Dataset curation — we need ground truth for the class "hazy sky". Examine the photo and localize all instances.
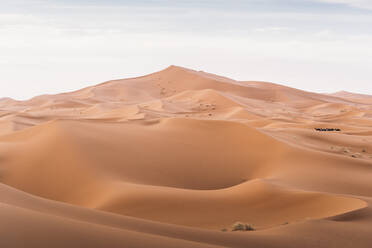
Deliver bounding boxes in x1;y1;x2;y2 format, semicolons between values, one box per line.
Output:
1;0;372;100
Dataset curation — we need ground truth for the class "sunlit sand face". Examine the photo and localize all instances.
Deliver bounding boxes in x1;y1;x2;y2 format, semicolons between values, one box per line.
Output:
0;66;371;248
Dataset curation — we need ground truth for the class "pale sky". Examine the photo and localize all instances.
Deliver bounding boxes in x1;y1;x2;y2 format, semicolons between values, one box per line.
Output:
1;0;372;100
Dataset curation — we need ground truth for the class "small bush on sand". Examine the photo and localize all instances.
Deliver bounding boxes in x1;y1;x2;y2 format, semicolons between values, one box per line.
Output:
343;148;350;153
232;222;255;231
351;153;361;158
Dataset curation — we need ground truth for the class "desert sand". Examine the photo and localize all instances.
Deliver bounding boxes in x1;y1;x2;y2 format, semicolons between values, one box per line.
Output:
0;65;371;247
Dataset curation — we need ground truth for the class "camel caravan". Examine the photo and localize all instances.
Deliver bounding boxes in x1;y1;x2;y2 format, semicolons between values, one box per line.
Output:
314;128;341;132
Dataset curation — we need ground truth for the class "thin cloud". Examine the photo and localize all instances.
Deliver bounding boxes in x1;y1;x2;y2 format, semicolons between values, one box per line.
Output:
315;0;372;10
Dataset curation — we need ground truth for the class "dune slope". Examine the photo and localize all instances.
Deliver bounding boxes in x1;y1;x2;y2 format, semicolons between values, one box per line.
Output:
0;66;371;247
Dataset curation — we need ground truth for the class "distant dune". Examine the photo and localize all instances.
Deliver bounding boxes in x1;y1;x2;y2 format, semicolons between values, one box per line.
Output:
0;66;371;248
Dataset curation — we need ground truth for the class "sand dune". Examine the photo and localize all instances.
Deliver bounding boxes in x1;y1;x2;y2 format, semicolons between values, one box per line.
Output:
0;66;371;247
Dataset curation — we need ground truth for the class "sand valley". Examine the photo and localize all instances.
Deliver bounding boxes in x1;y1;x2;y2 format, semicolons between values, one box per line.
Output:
0;66;371;248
